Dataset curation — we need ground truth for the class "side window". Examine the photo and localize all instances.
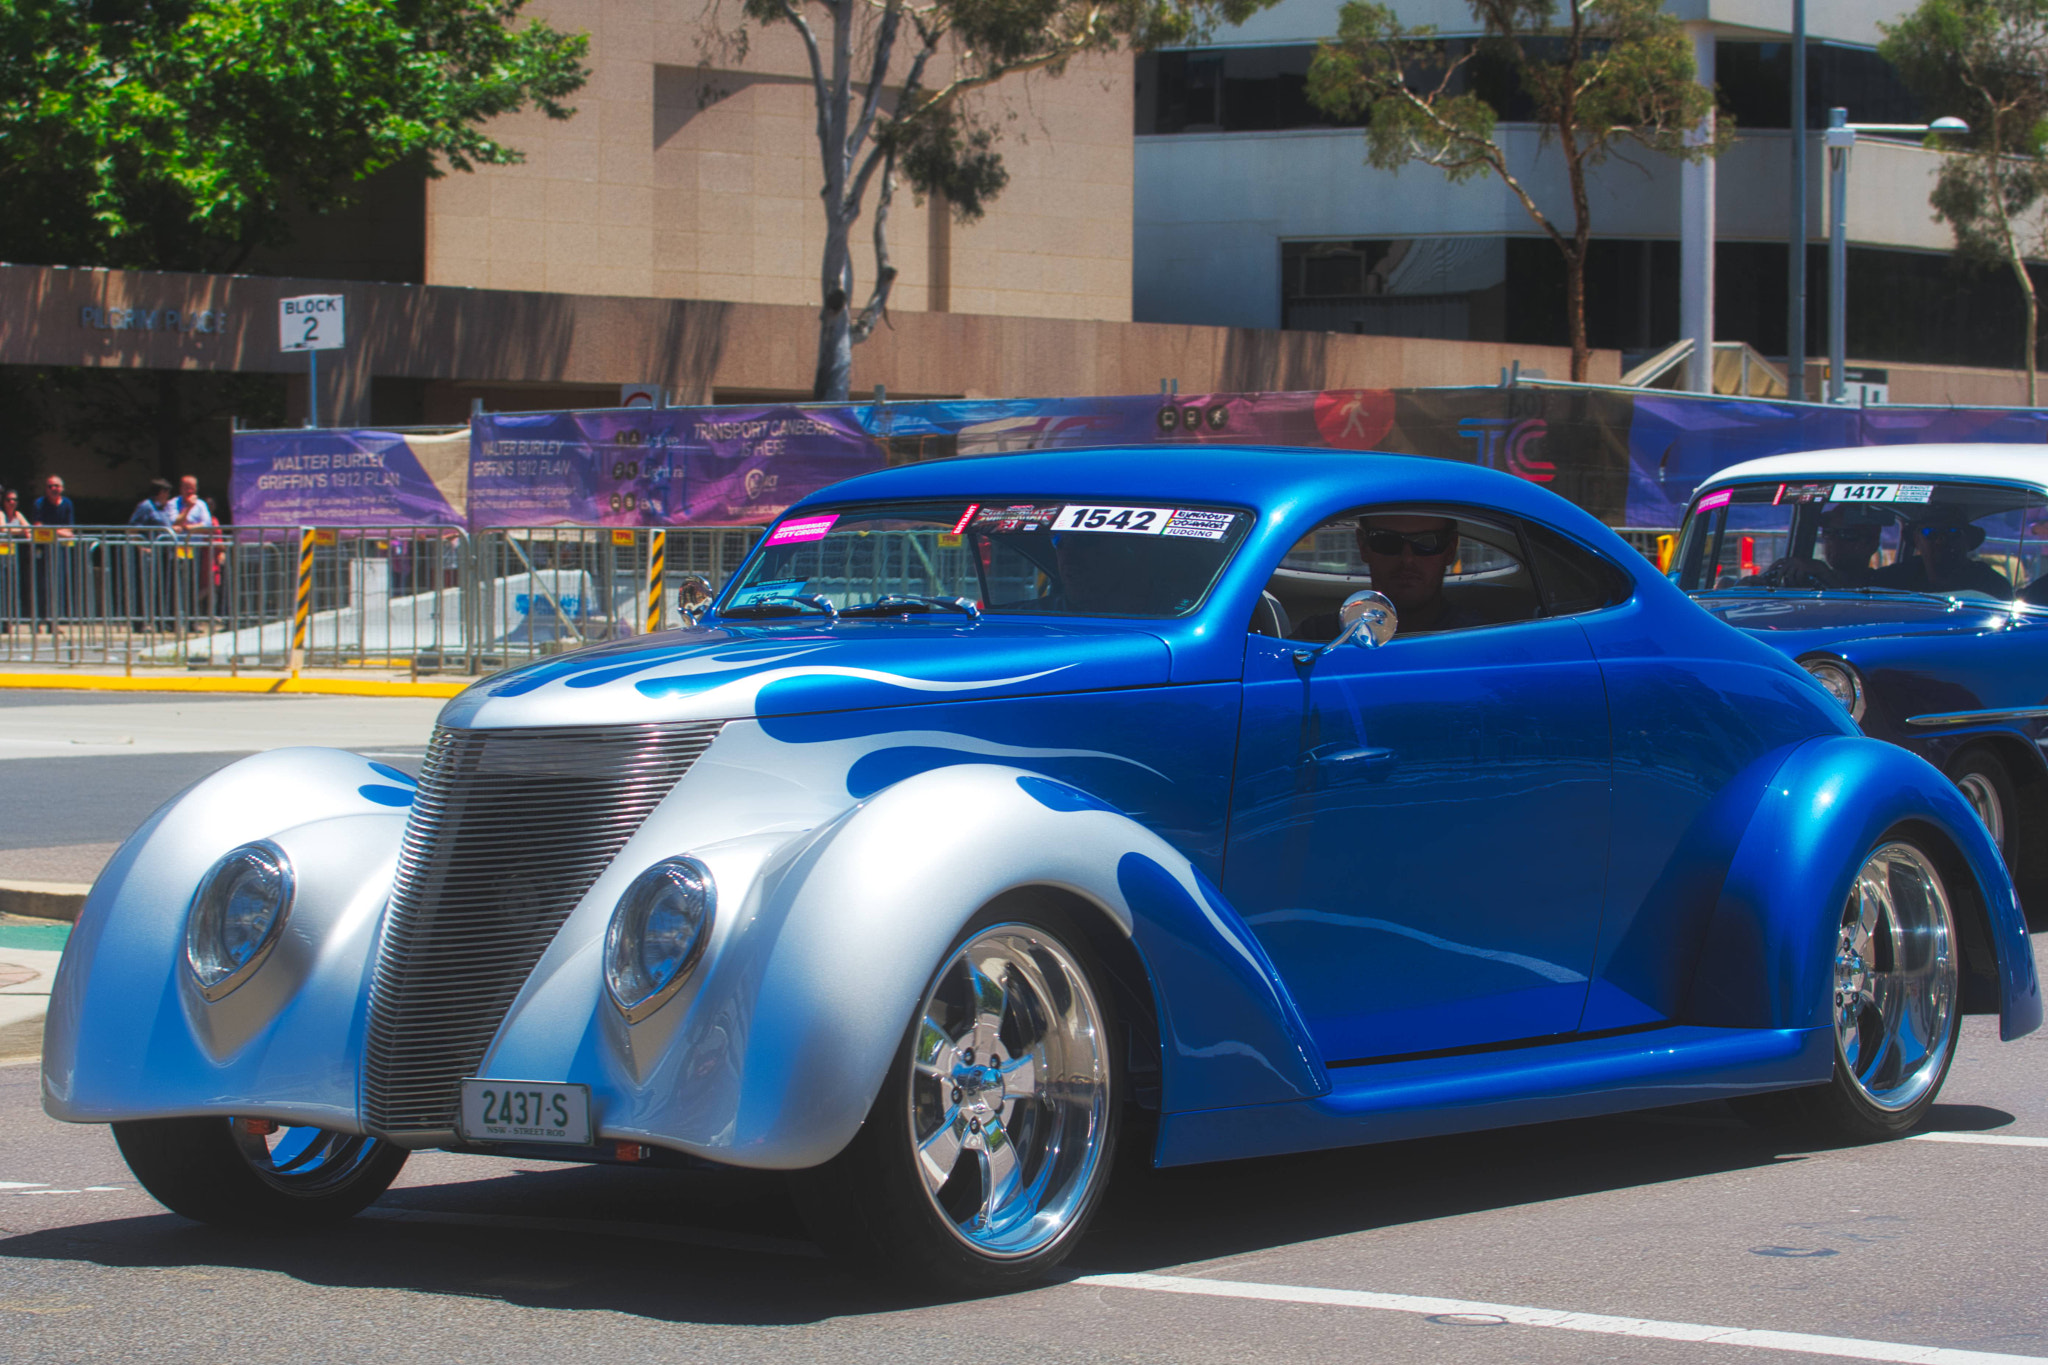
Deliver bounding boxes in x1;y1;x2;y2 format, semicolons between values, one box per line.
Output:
1261;507;1541;641
1522;521;1634;617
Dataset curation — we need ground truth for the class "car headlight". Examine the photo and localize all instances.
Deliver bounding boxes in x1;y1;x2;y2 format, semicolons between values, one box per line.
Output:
184;841;294;1001
604;858;715;1022
1800;655;1866;723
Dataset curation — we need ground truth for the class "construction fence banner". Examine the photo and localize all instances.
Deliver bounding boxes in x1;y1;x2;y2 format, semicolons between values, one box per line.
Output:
230;426;469;527
232;387;2048;532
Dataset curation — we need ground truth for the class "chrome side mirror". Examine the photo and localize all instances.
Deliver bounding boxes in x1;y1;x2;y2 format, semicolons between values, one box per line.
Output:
1293;590;1398;664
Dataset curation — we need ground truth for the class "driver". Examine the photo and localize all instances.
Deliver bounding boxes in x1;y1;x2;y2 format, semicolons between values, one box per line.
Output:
1289;514;1484;640
1815;505;1886;586
1871;516;2012;599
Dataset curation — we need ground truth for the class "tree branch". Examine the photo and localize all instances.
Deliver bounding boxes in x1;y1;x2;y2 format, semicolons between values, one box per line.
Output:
850;146;900;341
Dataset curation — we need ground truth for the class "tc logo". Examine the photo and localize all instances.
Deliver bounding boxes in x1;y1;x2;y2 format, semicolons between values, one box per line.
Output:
744;467;780;499
1457;417;1555;483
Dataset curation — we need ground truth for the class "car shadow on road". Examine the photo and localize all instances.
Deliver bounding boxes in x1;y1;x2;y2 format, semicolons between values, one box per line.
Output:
0;1098;2013;1322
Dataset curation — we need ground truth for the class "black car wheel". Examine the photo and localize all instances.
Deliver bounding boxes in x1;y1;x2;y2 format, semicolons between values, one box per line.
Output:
1948;749;2017;872
114;1117;408;1226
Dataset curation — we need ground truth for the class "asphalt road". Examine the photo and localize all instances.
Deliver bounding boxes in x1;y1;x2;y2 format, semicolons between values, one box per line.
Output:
5;690;2048;1363
0;691;436;882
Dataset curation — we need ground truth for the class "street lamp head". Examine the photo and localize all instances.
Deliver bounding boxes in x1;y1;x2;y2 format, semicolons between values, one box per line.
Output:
1930;116;1969;133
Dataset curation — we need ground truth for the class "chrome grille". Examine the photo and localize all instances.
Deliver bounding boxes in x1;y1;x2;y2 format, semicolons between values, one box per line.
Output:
362;721;723;1138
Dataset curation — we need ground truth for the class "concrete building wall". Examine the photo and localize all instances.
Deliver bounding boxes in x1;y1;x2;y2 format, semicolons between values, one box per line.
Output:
422;0;1132;323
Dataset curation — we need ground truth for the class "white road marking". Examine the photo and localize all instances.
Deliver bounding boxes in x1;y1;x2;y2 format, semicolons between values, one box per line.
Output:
1910;1132;2048;1149
1076;1272;2048;1365
0;1181;46;1189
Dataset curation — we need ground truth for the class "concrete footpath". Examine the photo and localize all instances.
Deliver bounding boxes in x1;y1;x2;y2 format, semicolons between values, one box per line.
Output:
0;916;68;1064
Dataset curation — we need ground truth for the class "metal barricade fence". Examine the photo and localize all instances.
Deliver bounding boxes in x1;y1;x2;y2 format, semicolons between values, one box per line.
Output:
465;526;762;671
1614;527;1681;572
0;525;473;674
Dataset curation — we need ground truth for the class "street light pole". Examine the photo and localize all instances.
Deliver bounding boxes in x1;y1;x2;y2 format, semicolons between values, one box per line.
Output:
1788;0;1807;401
1823;109;1969;403
1826;107;1851;403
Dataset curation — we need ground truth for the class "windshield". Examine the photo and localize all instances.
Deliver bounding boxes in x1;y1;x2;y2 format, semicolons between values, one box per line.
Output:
1676;479;2048;606
719;498;1252;619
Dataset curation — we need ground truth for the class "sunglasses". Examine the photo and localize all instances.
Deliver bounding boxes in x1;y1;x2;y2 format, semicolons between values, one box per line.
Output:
1363;529;1454;556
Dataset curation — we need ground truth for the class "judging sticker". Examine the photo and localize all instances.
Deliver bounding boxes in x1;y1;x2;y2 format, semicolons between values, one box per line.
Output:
1831;483;1934;505
764;514;838;546
1050;505;1179;534
1163;509;1236;540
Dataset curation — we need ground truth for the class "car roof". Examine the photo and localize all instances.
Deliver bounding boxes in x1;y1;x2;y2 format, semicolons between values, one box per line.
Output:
1699;444;2048;491
791;444;1565;518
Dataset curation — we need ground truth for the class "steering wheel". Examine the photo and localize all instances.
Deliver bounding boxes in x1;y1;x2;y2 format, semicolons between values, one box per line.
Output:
1751;557;1839;590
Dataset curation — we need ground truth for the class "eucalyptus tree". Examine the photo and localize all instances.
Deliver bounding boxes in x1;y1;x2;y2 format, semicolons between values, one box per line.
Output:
728;0;1273;400
1307;0;1725;381
1883;0;2048;403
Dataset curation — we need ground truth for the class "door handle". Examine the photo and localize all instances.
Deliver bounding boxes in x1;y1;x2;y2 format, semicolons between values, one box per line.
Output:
1307;743;1394;769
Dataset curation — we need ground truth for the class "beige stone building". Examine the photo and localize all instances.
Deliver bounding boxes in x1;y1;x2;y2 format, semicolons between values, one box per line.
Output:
419;0;1136;328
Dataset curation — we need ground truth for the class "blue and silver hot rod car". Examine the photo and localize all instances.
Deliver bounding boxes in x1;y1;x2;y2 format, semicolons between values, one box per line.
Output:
44;446;2040;1291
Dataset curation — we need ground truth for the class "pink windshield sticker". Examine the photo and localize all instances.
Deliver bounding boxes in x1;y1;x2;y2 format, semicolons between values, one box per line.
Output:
1695;489;1733;511
765;514;839;546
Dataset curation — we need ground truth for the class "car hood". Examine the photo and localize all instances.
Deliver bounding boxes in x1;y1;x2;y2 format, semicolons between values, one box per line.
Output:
1690;592;2029;655
438;619;1175;729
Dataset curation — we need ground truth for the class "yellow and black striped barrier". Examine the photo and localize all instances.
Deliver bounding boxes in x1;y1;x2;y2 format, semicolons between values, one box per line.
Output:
645;529;667;634
289;527;318;673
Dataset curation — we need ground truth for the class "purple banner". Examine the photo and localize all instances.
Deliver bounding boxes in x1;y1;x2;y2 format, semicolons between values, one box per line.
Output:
468;407;885;528
231;428;468;527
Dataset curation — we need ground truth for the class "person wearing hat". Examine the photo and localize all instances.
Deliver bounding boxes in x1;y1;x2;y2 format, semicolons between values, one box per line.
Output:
1815;504;1888;587
1873;515;2012;599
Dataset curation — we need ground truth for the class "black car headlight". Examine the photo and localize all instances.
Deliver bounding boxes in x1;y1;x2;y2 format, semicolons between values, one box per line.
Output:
1799;655;1866;723
604;858;715;1022
183;841;294;1000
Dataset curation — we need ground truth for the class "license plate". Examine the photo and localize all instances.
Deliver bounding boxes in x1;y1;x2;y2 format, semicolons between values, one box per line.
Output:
458;1080;591;1145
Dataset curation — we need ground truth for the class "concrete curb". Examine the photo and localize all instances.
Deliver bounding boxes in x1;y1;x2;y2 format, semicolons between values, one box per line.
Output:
0;881;90;922
0;672;467;699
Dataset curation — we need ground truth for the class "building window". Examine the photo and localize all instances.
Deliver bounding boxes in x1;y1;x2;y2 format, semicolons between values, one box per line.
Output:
1714;41;1923;131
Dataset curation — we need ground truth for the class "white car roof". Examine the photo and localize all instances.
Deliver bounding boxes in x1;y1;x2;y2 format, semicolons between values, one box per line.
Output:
1698;444;2048;493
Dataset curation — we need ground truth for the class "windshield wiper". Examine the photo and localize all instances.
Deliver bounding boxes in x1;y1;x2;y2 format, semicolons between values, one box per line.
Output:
838;594;983;620
712;593;839;620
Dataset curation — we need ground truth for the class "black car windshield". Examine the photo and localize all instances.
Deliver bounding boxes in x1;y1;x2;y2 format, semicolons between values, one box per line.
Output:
720;498;1253;619
1676;478;2048;606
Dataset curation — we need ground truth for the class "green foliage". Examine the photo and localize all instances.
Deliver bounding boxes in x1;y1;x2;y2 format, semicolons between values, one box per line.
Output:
0;0;589;272
1881;0;2048;268
1305;0;1722;379
1308;0;1720;186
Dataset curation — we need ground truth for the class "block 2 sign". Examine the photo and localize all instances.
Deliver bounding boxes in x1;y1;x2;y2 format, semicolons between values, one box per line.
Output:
279;294;345;428
279;294;345;352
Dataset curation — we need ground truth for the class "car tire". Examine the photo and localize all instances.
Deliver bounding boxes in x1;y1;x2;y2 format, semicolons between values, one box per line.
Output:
1948;749;2017;875
113;1117;408;1227
791;909;1122;1294
1737;836;1962;1143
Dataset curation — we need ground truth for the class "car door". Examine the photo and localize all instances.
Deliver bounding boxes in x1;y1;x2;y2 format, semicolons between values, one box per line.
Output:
1223;509;1618;1063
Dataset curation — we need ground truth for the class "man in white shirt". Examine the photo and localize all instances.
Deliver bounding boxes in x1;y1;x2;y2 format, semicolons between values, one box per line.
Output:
171;476;214;533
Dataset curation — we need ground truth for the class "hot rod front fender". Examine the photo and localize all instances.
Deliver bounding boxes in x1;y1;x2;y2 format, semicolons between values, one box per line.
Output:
499;761;1327;1170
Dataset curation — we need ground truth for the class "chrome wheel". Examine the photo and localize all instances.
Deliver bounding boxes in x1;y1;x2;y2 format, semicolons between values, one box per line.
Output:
231;1121;391;1198
907;924;1111;1260
1955;771;2007;854
1833;843;1958;1112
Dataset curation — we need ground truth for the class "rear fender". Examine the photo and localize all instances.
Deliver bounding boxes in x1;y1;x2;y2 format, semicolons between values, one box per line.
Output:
1687;736;2040;1041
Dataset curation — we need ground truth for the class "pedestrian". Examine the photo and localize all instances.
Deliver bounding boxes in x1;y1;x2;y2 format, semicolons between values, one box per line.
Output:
27;475;74;634
170;475;219;624
0;490;24;635
170;475;214;532
127;479;176;630
129;478;175;530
